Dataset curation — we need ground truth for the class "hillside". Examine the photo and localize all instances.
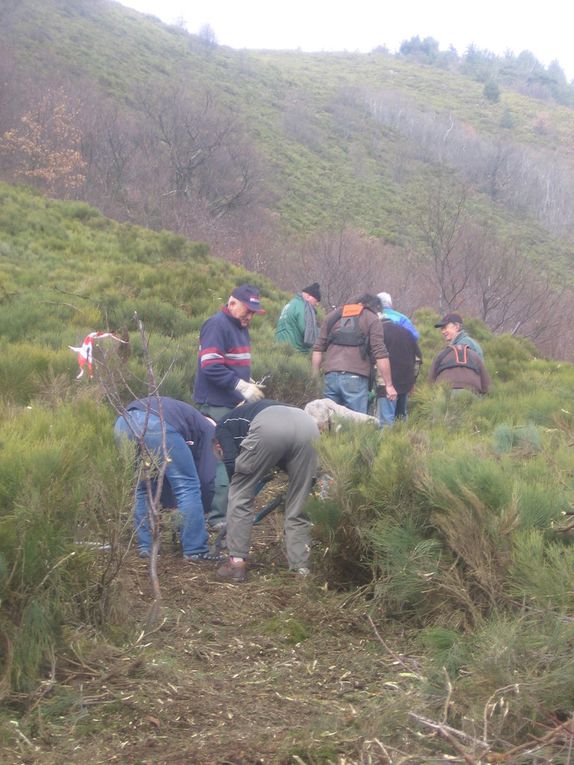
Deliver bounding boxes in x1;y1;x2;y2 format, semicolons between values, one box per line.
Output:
3;186;574;763
2;0;574;355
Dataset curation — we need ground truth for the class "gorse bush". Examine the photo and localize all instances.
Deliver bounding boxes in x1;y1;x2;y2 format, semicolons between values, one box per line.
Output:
0;398;134;692
306;327;574;749
4;182;574;756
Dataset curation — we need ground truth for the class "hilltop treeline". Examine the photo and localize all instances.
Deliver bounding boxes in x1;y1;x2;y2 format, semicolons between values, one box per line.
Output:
397;36;574;107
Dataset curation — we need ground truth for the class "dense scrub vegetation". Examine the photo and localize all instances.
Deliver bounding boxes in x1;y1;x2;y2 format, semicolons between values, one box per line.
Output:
2;187;574;761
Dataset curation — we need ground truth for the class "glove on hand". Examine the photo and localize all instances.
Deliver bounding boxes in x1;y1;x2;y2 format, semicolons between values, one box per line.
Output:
235;378;264;403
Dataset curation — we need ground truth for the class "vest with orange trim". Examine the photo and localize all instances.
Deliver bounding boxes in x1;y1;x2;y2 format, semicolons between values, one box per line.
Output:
434;344;481;376
325;304;369;359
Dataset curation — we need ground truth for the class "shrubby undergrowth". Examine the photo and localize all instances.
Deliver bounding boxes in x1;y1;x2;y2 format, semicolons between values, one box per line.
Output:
308;349;574;749
2;184;574;756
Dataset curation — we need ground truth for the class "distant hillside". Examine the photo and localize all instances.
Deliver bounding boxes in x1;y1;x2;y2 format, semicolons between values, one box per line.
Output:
2;0;574;355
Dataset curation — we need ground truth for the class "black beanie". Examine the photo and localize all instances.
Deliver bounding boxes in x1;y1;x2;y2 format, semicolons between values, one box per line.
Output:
302;282;321;302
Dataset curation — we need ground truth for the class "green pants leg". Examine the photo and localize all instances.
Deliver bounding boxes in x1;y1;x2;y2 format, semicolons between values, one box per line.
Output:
198;403;233;528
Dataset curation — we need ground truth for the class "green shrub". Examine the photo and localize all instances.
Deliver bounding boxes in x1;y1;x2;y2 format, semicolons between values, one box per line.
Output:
0;399;134;692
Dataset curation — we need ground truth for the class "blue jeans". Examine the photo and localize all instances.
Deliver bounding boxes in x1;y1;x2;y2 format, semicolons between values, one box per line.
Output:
324;371;369;413
114;411;209;556
377;393;408;428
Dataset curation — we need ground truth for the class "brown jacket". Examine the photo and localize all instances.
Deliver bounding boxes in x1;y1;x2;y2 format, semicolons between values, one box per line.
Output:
313;305;388;378
428;345;490;394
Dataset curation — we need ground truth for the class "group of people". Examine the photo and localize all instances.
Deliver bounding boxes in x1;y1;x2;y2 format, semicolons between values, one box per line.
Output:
277;285;489;418
115;282;489;583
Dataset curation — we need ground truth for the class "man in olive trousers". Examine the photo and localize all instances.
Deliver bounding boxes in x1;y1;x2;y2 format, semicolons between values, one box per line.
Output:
214;400;319;582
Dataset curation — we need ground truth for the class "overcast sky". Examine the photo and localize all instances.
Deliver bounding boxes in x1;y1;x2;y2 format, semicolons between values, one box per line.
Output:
116;0;573;81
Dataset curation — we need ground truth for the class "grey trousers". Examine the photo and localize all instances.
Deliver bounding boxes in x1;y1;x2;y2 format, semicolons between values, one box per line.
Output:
226;406;320;569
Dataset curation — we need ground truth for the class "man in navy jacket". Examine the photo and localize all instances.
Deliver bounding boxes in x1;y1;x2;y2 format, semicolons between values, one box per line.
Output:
193;284;266;527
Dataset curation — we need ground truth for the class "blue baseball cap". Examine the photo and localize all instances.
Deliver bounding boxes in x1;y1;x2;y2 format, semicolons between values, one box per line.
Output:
231;284;265;314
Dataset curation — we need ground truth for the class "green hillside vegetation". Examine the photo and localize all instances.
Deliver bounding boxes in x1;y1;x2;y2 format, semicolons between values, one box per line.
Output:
3;0;574;315
2;186;574;761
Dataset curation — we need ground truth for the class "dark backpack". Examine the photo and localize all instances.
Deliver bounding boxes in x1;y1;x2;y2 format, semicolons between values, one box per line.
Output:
434;344;480;376
325;304;369;359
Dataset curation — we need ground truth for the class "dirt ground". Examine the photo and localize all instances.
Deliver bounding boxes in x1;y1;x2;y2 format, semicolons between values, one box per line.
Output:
0;513;419;765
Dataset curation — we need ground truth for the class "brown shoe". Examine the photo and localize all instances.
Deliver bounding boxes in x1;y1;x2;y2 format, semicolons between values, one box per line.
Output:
217;558;247;583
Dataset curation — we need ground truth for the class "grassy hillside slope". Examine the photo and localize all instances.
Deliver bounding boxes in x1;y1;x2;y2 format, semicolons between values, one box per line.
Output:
3;0;574;279
2;186;574;761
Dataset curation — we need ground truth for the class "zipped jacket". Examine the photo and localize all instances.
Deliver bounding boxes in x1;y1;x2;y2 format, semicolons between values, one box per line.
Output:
193;308;252;407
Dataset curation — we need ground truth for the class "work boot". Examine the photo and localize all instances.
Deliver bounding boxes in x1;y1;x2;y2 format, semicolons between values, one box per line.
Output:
216;558;247;583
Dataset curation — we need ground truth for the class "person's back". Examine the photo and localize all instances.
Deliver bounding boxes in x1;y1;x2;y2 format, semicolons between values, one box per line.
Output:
312;295;396;413
428;344;490;394
276;283;321;353
376;320;422;425
381;320;421;395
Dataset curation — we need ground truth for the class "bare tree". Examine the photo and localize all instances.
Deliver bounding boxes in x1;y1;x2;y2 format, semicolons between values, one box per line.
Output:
98;315;171;628
79;97;140;217
414;173;474;312
472;249;562;338
273;226;386;307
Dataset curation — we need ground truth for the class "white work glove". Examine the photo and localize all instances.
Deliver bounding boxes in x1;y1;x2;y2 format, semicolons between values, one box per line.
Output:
235;378;265;403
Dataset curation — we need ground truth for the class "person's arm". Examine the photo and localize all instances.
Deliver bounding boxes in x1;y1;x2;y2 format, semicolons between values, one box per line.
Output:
214;421;240;479
479;360;491;394
311;350;323;377
428;354;439;382
375;357;397;400
192;427;217;514
368;314;397;400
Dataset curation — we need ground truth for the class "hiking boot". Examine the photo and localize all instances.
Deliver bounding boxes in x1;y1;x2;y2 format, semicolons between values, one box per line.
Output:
216;558;247;583
183;551;224;563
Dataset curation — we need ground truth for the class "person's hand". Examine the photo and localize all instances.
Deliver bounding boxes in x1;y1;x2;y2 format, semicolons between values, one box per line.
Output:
385;383;398;401
235;378;265;403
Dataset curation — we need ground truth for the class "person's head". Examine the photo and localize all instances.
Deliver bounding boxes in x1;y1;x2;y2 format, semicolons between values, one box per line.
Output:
354;293;380;313
377;292;393;309
434;312;463;343
301;282;321;307
304;399;335;432
227;284;265;327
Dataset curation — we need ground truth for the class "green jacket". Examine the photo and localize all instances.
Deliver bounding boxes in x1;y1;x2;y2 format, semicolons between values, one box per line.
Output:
275;294;317;353
453;329;483;359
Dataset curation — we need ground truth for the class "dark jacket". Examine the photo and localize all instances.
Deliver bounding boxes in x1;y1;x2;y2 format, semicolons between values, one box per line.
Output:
193;308;252;408
125;396;217;511
381;318;422;394
215;400;285;478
